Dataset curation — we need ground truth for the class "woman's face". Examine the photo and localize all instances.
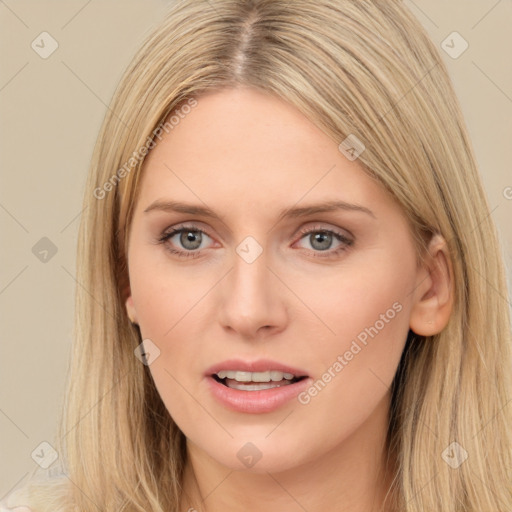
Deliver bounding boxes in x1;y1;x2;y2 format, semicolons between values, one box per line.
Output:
125;87;426;473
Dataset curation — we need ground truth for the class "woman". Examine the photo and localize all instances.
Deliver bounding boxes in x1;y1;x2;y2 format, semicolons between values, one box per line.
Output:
3;1;511;510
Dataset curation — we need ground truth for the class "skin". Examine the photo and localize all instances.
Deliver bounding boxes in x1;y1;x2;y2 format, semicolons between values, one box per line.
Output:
125;87;454;512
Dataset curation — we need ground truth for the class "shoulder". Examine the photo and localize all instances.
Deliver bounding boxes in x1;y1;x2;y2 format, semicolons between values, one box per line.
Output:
0;467;72;512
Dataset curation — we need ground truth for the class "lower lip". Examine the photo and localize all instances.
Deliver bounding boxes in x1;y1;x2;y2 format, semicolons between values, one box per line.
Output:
206;375;311;414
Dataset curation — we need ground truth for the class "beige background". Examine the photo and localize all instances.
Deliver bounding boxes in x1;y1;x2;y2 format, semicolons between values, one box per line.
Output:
1;0;511;498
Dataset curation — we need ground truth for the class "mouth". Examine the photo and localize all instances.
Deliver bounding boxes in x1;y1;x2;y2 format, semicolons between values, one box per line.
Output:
212;370;308;391
205;359;311;413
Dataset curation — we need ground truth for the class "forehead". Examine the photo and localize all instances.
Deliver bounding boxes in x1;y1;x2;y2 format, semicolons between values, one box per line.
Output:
136;88;394;218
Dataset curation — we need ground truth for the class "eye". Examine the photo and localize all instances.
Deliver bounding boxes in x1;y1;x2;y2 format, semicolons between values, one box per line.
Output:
157;225;215;258
156;223;353;260
294;225;353;257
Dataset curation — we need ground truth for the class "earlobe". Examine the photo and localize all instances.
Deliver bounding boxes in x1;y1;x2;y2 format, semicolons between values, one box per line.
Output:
409;234;454;336
125;295;138;325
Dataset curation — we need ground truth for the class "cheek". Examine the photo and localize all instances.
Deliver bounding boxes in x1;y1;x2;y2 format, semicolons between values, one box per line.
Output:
294;249;414;435
129;245;211;338
128;249;216;418
294;245;413;347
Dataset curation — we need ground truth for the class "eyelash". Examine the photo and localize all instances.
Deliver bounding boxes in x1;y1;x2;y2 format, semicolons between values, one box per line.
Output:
156;224;354;260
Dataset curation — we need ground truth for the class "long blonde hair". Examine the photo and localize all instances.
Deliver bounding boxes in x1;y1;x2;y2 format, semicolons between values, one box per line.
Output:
9;1;512;510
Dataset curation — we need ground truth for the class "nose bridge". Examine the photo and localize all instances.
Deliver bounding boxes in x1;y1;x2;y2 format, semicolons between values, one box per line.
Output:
218;239;287;336
232;246;269;300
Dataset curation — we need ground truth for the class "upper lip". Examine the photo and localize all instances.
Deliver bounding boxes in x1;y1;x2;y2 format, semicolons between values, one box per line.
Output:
205;359;309;377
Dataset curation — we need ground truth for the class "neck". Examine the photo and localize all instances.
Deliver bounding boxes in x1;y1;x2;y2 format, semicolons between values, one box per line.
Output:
180;393;398;512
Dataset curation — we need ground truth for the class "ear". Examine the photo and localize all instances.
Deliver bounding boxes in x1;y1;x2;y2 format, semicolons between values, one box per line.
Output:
409;233;454;336
125;293;138;325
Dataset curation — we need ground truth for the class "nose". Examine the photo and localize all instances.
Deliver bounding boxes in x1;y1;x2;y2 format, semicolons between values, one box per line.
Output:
217;245;288;339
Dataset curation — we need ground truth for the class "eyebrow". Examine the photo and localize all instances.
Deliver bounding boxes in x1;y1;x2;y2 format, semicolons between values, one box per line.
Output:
144;199;376;220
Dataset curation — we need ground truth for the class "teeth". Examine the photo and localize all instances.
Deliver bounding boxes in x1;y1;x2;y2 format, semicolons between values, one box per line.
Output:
226;381;290;391
215;370;297;382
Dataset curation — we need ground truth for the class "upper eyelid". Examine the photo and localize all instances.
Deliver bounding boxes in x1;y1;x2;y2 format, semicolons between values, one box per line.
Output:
297;223;352;238
163;223;214;239
162;222;349;236
157;208;358;239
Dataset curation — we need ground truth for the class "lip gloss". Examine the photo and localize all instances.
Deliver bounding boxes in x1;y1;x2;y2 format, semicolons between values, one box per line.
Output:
206;375;312;414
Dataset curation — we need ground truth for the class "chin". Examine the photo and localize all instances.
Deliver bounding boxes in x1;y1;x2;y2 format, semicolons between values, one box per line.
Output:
191;432;317;474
